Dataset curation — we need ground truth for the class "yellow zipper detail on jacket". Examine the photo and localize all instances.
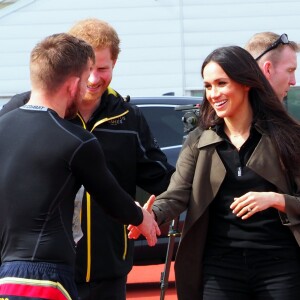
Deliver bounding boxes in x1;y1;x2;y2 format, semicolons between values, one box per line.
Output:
123;225;127;260
76;113;87;130
85;192;91;282
76;109;131;281
90;111;129;132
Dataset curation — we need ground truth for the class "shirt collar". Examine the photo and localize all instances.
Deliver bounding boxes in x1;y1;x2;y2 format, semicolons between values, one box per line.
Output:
197;121;264;149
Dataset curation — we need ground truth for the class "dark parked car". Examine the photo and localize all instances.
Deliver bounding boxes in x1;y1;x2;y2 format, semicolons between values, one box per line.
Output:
128;96;202;265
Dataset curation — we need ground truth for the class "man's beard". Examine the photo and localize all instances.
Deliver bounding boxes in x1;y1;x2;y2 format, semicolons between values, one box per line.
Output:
65;88;81;120
83;89;102;103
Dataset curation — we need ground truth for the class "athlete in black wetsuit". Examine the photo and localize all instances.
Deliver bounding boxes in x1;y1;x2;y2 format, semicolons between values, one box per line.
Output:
0;105;143;264
0;105;145;299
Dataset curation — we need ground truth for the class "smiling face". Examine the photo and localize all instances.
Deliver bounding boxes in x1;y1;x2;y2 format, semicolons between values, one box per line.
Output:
203;61;251;122
83;47;116;104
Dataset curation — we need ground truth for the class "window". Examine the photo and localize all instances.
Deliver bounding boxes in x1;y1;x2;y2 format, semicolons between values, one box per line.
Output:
138;105;185;148
190;90;204;97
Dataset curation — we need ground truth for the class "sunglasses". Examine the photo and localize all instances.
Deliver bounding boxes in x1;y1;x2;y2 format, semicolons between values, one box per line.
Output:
255;33;289;61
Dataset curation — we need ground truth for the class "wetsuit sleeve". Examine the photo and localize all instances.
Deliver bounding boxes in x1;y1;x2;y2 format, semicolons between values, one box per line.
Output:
71;138;143;226
133;105;175;194
0;91;31;116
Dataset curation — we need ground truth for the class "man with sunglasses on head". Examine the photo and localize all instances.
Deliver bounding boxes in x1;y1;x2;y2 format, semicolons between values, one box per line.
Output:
245;32;299;102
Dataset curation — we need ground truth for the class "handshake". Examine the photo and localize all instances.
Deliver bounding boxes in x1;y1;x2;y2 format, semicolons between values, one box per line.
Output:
128;195;160;247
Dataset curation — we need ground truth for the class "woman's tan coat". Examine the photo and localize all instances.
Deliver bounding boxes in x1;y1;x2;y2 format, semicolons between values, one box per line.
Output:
153;126;300;300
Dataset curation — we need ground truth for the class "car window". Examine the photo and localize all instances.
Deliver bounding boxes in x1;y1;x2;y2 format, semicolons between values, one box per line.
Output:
138;105;185;148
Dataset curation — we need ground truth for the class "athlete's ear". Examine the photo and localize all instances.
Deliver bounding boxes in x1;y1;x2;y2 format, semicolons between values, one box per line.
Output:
67;76;80;98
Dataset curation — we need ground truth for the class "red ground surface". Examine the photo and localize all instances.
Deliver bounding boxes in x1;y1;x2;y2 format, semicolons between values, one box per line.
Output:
126;262;177;299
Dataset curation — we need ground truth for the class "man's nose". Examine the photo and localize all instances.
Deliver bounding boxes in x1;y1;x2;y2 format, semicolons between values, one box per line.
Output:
290;73;296;86
88;71;100;84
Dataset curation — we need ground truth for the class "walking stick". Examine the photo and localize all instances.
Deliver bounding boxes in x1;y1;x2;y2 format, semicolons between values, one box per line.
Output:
160;216;181;300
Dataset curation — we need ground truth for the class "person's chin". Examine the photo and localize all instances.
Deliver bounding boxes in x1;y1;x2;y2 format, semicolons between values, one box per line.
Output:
84;91;102;103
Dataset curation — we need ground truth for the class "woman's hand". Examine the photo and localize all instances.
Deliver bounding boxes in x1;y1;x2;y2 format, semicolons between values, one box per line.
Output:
230;191;285;220
128;195;160;243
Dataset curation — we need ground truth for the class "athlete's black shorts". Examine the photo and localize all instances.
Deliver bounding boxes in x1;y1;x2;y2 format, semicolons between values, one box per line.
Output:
0;261;78;300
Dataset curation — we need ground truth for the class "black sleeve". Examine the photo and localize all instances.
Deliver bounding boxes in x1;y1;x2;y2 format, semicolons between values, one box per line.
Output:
72;138;143;226
133;105;175;194
0;91;31;117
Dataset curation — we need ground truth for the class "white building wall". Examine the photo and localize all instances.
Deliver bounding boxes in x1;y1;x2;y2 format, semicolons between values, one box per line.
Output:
0;0;299;99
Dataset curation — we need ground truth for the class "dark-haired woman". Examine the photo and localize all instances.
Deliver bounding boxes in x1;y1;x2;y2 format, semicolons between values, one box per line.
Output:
140;46;300;299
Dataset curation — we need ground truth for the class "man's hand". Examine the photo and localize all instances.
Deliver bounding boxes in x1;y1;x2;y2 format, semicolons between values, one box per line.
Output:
128;195;160;245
